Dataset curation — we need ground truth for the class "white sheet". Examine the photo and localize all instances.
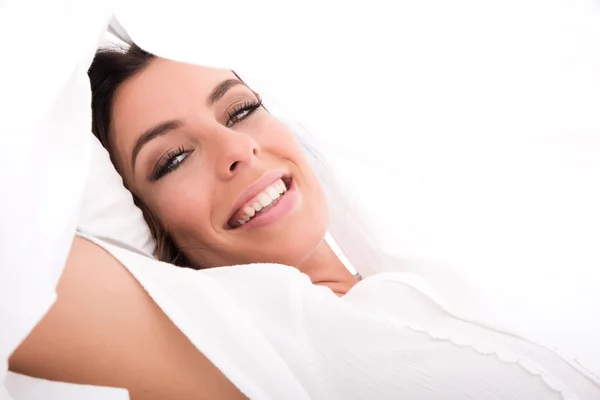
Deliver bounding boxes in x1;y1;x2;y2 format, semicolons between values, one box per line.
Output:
2;0;600;398
75;236;600;399
0;3;113;399
4;372;128;400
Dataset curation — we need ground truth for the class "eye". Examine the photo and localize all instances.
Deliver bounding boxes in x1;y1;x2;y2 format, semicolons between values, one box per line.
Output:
170;153;187;168
150;146;191;181
229;108;251;124
226;98;262;128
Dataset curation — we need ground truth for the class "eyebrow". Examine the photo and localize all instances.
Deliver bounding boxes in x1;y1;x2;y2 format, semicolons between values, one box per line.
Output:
131;120;183;172
207;78;245;106
131;78;245;172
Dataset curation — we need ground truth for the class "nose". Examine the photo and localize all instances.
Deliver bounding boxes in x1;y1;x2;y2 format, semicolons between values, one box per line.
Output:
212;128;261;180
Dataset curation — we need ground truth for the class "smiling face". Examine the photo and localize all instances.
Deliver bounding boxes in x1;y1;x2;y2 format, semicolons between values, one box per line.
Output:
108;57;328;268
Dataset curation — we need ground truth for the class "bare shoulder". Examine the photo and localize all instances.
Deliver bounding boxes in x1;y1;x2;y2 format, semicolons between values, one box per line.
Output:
9;236;246;400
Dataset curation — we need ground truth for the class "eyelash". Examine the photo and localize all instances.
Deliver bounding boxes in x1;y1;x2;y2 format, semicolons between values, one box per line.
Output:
226;97;263;127
149;97;263;181
150;146;189;181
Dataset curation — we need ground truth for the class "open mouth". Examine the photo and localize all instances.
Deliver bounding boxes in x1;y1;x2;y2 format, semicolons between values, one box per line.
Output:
227;177;292;229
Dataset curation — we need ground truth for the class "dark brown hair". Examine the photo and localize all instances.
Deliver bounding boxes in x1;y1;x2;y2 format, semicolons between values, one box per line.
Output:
88;43;190;267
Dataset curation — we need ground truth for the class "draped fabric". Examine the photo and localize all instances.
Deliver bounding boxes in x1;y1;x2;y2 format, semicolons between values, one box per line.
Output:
1;0;599;398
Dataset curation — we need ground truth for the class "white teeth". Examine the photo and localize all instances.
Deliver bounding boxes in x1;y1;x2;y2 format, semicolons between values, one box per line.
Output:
279;180;288;193
257;193;273;207
242;206;255;218
275;180;285;194
266;186;280;200
233;179;290;227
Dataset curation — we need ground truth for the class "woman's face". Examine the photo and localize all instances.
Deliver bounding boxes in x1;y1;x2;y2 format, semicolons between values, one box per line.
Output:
109;57;328;268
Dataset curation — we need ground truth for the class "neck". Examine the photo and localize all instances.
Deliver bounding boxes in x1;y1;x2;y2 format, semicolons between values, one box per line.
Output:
298;240;358;296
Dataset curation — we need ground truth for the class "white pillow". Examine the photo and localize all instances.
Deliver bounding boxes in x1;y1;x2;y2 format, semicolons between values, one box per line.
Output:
76;136;154;257
74;30;155;258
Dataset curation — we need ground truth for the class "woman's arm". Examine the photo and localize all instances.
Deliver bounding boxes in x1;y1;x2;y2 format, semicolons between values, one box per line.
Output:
9;237;246;400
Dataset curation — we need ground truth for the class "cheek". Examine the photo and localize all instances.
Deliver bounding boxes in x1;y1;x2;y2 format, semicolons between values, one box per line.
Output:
255;118;305;160
256;119;325;204
268;127;329;232
148;181;214;239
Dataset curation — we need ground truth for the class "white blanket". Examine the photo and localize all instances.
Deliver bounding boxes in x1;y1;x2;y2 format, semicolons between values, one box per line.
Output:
2;0;600;398
62;237;600;399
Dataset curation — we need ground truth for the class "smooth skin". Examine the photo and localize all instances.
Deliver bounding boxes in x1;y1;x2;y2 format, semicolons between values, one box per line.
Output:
108;58;356;293
9;237;247;400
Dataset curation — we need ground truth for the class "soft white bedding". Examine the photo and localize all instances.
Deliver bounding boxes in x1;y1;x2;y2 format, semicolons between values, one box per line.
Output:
2;0;600;398
72;236;600;400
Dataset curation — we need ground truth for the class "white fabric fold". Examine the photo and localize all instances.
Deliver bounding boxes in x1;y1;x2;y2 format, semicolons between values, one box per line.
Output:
2;0;600;398
78;235;312;400
4;372;128;400
80;237;600;399
0;2;113;398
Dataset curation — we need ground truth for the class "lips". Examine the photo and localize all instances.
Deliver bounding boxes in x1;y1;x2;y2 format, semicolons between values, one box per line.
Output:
226;172;291;229
228;178;289;228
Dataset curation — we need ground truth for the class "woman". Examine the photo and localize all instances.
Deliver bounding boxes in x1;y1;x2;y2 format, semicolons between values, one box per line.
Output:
10;43;600;400
89;44;358;296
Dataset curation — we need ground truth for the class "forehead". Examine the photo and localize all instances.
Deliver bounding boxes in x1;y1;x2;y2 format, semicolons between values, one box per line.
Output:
112;58;236;128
